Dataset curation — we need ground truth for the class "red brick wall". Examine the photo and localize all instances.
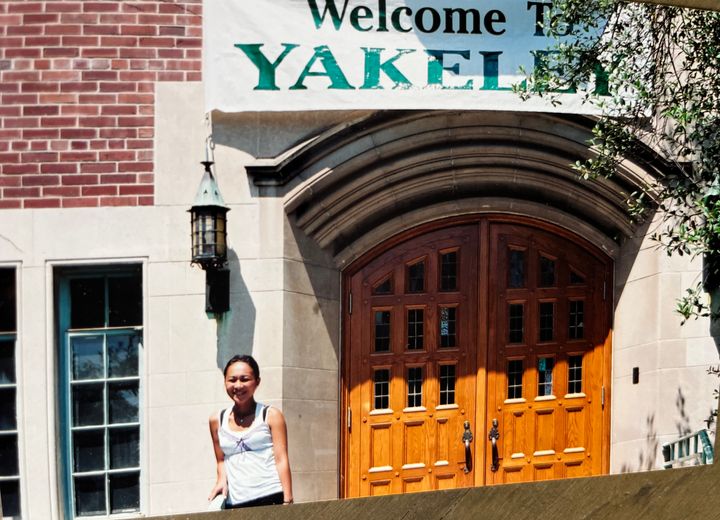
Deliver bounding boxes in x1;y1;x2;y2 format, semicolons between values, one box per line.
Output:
0;1;202;209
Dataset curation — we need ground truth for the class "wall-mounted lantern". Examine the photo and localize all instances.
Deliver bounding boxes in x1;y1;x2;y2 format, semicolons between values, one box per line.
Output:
190;161;230;314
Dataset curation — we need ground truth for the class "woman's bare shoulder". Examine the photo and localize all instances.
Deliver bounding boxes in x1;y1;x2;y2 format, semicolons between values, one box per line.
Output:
209;409;223;425
266;405;286;424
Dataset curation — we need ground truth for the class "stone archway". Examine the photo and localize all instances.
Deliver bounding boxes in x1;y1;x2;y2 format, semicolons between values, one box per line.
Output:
246;110;661;265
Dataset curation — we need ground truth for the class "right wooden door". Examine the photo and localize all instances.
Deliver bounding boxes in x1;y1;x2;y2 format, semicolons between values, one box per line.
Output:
486;222;611;484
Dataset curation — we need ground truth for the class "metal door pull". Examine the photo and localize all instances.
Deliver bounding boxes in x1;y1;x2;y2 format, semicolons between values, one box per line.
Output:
489;418;500;472
462;421;473;473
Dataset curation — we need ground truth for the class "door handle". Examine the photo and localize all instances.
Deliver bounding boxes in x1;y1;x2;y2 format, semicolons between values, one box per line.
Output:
462;421;473;473
489;418;500;472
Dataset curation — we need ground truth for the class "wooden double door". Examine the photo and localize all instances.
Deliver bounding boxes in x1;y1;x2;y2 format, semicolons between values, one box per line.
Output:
343;218;612;497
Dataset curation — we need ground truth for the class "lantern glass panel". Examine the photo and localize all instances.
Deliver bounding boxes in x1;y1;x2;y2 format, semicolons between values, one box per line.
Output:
202;214;216;256
214;213;227;257
191;208;227;265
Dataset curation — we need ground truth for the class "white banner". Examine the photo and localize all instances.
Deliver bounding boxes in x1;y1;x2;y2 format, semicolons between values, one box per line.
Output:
204;0;604;113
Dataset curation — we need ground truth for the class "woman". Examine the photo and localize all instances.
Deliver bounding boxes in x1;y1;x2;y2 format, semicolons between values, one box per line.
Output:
208;355;294;508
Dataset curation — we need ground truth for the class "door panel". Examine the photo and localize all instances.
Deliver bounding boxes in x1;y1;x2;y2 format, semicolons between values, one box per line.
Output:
344;218;611;497
486;223;608;484
347;225;478;497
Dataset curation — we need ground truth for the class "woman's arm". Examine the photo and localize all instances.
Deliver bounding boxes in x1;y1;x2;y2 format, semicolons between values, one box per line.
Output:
207;413;228;501
268;407;294;504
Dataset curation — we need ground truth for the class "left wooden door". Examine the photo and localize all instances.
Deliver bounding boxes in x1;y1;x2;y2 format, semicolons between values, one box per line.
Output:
345;225;479;497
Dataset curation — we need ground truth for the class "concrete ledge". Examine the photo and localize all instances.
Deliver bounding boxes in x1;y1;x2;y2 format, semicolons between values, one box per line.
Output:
151;463;720;520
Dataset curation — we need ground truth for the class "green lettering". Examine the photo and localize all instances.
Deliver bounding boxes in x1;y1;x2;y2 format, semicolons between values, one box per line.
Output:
478;51;511;90
391;6;412;32
593;63;609;96
290;45;355;90
531;50;576;93
378;0;388;31
350;5;373;31
234;43;299;90
415;7;441;33
426;50;473;90
443;8;481;34
306;0;350;30
527;1;552;36
361;48;414;89
485;10;506;35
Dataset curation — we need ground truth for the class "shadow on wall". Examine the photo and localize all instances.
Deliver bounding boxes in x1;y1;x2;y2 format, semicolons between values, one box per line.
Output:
215;248;256;370
675;387;693;438
620;413;659;473
612;218;652;311
621;388;704;473
287;215;340;363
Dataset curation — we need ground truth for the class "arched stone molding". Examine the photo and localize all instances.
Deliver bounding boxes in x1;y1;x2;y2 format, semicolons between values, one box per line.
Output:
333;198;620;268
246;110;664;265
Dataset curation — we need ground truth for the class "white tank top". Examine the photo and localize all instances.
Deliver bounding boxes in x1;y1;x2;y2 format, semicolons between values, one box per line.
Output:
219;403;283;506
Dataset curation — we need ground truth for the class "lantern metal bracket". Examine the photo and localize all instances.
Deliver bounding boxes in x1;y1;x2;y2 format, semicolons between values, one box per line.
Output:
205;267;230;314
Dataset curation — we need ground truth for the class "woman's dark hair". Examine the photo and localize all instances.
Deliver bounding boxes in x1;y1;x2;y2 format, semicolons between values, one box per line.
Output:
224;354;260;379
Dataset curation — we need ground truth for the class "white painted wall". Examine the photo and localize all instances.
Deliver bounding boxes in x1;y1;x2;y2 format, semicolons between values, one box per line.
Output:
611;218;718;473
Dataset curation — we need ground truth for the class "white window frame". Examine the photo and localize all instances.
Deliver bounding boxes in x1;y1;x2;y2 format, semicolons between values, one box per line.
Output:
55;265;145;519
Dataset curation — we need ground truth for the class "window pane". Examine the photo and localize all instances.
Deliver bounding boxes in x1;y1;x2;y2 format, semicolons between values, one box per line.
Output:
569;300;585;339
108;274;142;327
508;304;524;343
568;355;583;393
440;251;458;291
0;480;20;518
0;268;16;332
539;302;555;342
407;261;425;293
0;434;19;476
108;382;139;424
538;357;555;396
0;339;15;384
509;250;525;288
439;306;457;348
439;365;456;405
507;360;523;399
374;311;391;352
407;309;424;350
73;429;105;473
74;475;106;517
570;270;586;285
71;278;105;329
110;427;140;469
407;367;423;407
0;387;17;430
539;256;556;287
73;383;105;426
107;334;140;378
373;369;390;410
72;335;104;380
109;472;140;513
372;277;392;295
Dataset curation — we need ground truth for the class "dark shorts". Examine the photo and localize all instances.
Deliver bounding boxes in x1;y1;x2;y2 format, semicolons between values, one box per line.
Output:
226;491;284;509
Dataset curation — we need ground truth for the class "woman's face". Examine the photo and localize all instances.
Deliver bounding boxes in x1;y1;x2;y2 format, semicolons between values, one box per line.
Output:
224;361;260;407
